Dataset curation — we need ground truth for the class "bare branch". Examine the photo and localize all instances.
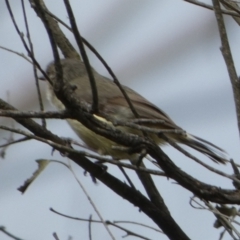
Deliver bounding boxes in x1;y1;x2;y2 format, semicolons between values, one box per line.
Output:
106;221;152;240
212;0;240;137
21;0;46;127
29;0;78;58
63;0;99;114
220;0;240;25
50;208;162;240
5;0;48;80
67;161;116;240
0;98;191;239
0;45;32;63
184;0;240;17
0;226;25;240
1;92;240;204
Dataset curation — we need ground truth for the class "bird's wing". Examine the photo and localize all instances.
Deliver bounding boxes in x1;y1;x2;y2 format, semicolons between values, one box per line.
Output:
100;89;181;130
71;73;181;130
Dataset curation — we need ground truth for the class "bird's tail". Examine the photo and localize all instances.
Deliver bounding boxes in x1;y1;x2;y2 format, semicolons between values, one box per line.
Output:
182;134;228;164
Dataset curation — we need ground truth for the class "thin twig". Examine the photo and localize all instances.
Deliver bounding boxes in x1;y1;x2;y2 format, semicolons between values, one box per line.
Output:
189;196;207;211
212;0;240;137
0;137;31;149
0;102;191;239
118;165;137;189
52;232;60;240
0;46;32;63
190;197;240;232
88;215;92;240
0;99;239;207
50;208;160;239
162;134;240;185
0;226;24;240
0;127;14;158
113;221;163;233
50;208;103;222
106;221;152;240
43;8;140;121
0;110;181;135
21;0;46;128
220;0;240;14
37;1;162;211
67;160;116;240
0;109;182;135
0;124;165;176
32;0;62;87
0;109;70;119
97;158;166;176
204;200;240;239
220;0;240;26
184;0;240;17
63;0;98;113
30;0;78;58
5;0;49;80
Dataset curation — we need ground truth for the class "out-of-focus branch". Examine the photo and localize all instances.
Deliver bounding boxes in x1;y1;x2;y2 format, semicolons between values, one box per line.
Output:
4;1;239;239
1;91;240;205
220;0;240;25
0;97;190;240
63;0;99;113
29;0;79;59
31;0;172;230
212;0;240;138
21;0;46;128
5;0;48;81
184;0;240;17
0;226;24;240
27;2;189;238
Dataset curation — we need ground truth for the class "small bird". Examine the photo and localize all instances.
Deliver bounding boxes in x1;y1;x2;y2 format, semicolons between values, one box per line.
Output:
44;58;227;164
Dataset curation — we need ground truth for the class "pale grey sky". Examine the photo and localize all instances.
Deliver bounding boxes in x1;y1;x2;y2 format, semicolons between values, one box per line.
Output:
0;1;239;239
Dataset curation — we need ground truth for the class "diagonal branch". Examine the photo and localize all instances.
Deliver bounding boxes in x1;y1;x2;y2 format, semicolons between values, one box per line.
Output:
63;0;99;114
33;0;170;224
29;0;78;59
21;0;46;128
212;0;240;138
0;98;190;240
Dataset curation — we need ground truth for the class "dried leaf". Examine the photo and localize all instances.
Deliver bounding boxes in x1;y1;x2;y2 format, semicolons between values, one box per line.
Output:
18;159;50;194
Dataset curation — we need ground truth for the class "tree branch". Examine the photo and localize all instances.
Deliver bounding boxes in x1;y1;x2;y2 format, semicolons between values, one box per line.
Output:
212;0;240;137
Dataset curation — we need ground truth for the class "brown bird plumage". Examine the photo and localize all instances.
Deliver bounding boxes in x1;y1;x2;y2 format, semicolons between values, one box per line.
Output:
45;59;228;164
